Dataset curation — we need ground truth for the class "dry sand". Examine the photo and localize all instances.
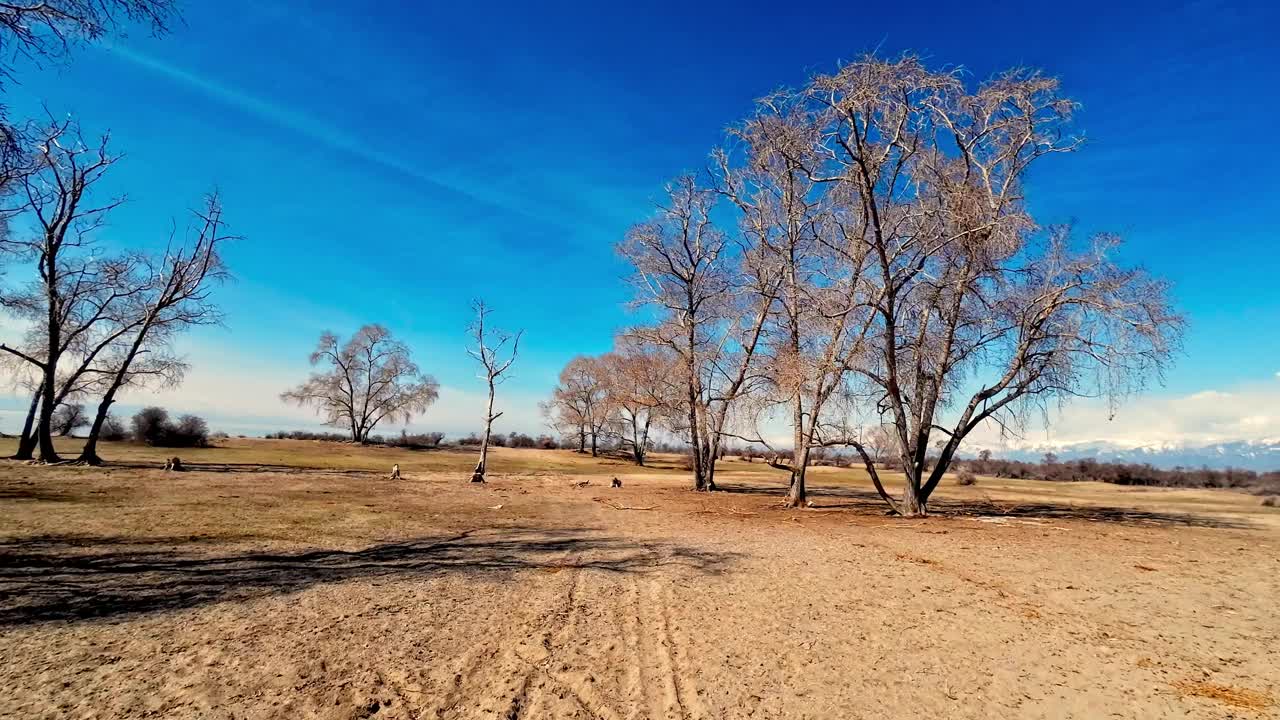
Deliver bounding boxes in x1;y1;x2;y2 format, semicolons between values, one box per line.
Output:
1;441;1277;719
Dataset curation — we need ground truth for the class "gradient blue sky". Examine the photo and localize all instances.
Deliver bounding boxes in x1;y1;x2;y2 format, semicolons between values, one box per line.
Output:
2;0;1278;446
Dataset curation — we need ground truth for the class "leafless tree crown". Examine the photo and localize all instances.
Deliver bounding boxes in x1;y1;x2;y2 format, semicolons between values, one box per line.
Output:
281;324;439;444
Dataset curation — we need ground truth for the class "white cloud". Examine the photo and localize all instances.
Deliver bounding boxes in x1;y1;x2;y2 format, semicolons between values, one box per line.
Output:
967;380;1280;450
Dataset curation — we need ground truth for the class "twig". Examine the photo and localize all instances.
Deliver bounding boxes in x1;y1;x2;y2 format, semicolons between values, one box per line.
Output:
593;497;656;511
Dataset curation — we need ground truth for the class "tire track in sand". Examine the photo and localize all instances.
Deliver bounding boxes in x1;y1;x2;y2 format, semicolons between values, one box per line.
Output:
623;563;708;720
434;545;624;719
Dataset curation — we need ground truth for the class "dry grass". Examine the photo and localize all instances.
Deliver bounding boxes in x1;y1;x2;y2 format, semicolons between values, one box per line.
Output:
1171;679;1274;711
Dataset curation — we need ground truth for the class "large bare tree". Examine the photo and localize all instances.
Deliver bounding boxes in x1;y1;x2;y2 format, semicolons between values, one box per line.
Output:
78;195;231;464
619;177;779;491
770;56;1184;515
0;117;147;461
281;324;439;444
466;299;521;483
712;94;883;507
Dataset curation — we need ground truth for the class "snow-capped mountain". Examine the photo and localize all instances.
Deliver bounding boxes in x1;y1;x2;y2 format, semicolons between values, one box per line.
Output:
977;439;1280;472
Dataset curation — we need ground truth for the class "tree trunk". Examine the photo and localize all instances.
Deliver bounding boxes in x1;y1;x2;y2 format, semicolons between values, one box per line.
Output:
577;427;585;453
900;469;925;517
783;399;809;508
590;432;597;457
36;369;60;462
784;446;810;508
12;388;40;460
471;379;496;483
79;406;109;465
80;384;124;465
702;435;720;492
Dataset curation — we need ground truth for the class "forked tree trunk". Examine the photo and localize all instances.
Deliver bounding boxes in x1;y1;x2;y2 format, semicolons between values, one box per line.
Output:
900;470;925;517
629;417;647;466
701;436;720;492
784;446;811;508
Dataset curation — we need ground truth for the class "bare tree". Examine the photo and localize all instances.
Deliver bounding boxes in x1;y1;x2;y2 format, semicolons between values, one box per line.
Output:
540;392;587;452
78;195;231;464
0;117;140;461
281;324;439;444
601;345;676;466
619;177;778;491
50;401;87;436
712;94;883;507
466;300;521;483
773;56;1185;516
548;355;610;456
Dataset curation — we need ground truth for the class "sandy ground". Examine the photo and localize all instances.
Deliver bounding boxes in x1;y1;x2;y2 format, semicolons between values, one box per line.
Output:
0;440;1277;719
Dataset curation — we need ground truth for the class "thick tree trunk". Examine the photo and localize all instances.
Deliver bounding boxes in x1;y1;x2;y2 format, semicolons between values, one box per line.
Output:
79;412;107;465
577;428;585;453
590;432;597;457
80;386;123;465
783;400;809;507
12;388;40;460
900;470;926;517
784;446;810;508
702;436;719;492
36;370;60;462
630;422;646;466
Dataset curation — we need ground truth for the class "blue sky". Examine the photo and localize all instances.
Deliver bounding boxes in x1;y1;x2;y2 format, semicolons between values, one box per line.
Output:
2;0;1278;446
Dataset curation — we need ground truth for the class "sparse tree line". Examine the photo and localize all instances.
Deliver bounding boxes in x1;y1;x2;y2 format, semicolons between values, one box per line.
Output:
570;53;1184;515
541;344;677;466
0;1;234;465
963;450;1280;494
280;300;522;483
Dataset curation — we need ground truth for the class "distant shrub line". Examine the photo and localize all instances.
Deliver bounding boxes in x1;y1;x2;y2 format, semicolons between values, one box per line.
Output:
262;430;559;450
130;407;210;448
733;447;1280;494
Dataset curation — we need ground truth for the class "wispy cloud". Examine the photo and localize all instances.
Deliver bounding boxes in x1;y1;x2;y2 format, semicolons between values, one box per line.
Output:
106;45;621;247
968;380;1280;449
108;46;554;231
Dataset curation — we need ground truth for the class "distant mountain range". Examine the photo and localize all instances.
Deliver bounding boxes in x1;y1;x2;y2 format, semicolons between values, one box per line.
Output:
982;440;1280;472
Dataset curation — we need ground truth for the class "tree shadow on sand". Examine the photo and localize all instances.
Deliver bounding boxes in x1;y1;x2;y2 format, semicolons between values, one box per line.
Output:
714;482;1254;529
0;528;737;626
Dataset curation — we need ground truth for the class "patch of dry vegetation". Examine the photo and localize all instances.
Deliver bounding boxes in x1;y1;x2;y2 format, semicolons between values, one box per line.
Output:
1171;679;1274;711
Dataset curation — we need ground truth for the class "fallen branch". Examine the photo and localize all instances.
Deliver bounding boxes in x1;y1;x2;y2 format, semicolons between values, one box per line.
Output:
593;497;656;511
